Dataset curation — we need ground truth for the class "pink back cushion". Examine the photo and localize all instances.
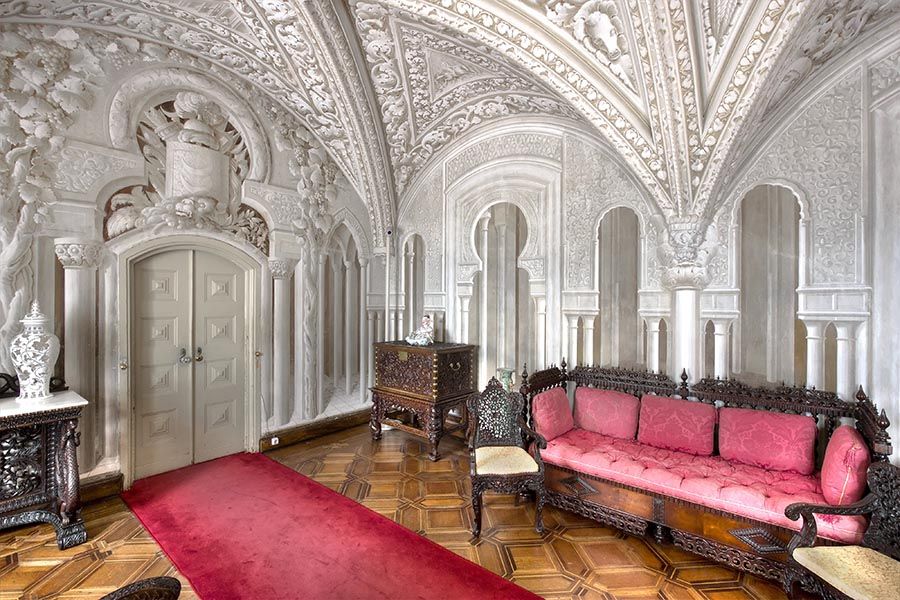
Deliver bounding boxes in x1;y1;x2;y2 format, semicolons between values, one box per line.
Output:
574;388;640;440
531;387;573;442
821;426;871;505
718;408;817;475
637;395;717;456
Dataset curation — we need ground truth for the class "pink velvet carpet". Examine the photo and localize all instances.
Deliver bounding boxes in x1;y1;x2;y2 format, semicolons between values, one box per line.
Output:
122;453;539;600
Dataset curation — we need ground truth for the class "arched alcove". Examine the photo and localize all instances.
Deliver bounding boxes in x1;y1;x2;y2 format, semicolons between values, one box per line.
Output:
738;184;804;385
824;322;838;393
403;234;426;336
593;207;640;367
703;320;715;378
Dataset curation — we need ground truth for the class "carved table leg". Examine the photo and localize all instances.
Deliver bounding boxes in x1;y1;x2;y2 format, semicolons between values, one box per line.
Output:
370;396;382;440
471;481;484;537
427;405;443;461
56;419;87;549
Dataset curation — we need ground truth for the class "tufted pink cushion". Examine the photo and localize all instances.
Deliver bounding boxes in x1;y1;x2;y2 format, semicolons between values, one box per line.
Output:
718;408;817;475
637;395;717;456
542;429;866;544
531;387;573;442
821;426;871;505
574;387;640;440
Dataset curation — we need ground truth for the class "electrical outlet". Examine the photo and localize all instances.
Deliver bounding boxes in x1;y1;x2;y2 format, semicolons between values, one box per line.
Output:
270;436;280;446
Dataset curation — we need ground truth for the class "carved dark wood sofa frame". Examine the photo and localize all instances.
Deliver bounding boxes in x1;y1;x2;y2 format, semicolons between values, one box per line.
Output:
519;361;894;587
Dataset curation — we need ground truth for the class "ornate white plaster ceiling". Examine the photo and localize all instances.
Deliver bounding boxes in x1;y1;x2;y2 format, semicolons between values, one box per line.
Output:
2;0;896;237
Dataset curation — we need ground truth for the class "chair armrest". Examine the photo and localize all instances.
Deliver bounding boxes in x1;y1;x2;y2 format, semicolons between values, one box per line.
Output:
517;416;547;449
784;494;877;553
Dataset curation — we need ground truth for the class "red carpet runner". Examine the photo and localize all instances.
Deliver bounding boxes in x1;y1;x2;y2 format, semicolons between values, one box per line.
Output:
122;453;540;600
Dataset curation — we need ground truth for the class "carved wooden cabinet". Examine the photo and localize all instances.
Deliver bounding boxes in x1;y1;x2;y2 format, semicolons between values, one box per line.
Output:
0;377;88;549
370;342;478;461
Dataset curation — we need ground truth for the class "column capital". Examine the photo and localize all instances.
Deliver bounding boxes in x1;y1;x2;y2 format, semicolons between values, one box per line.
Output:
268;257;297;279
833;321;860;340
645;318;661;333
54;238;103;269
358;257;370;268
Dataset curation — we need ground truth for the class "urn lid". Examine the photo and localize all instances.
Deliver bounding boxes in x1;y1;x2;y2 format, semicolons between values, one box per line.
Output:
21;301;49;327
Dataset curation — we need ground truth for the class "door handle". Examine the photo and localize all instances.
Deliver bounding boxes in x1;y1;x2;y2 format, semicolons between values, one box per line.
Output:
178;348;192;364
194;347;204;362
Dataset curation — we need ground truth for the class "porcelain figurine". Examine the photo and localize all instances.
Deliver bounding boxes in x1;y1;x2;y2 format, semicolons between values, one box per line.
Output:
405;315;434;346
9;301;60;401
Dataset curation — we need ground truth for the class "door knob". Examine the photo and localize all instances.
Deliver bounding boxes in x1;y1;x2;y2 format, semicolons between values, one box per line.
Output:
178;348;192;364
194;347;204;362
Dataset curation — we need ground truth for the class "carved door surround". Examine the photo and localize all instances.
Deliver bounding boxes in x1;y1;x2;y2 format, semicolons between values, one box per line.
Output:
109;233;265;487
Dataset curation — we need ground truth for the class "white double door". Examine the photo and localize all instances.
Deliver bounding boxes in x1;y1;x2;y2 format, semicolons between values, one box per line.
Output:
133;249;247;479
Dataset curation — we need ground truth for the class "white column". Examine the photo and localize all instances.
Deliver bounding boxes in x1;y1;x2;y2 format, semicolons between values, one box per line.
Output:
583;315;596;366
269;258;296;425
358;259;369;404
712;319;730;380
367;309;377;393
406;247;416;334
317;254;326;414
567;314;579;366
646;319;660;373
835;321;858;401
332;259;344;385
535;296;547;368
292;260;303;421
497;221;507;368
478;215;491;386
804;319;825;389
673;288;700;382
459;294;472;343
55;239;103;471
344;260;354;396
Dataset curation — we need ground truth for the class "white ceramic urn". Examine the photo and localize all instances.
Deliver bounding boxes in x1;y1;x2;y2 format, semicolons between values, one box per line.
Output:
9;301;60;401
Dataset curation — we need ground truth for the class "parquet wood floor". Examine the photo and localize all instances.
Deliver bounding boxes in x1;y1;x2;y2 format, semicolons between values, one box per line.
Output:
1;424;809;599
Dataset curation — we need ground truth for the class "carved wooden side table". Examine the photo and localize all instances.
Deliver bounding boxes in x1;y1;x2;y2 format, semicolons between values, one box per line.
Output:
0;385;88;549
370;342;478;461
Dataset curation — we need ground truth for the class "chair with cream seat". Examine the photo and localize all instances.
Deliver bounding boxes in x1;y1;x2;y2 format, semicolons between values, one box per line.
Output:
784;462;900;600
467;377;546;537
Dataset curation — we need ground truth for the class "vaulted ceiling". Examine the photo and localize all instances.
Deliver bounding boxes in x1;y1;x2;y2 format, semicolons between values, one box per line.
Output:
3;0;898;243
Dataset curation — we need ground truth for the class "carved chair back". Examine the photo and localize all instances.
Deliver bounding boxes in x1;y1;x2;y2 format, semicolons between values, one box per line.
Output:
861;462;900;560
468;377;525;449
684;375;893;465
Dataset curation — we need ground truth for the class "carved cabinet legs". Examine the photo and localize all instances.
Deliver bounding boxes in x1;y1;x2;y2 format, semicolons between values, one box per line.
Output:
426;406;443;462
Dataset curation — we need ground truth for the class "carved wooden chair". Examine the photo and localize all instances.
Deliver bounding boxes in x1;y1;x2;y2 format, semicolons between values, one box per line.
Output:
100;576;181;600
784;462;900;600
467;377;546;537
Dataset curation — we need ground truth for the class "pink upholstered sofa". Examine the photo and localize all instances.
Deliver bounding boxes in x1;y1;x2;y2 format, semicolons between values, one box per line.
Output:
521;362;893;586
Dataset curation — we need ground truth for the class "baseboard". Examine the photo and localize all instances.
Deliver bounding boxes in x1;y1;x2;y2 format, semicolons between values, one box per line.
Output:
260;408;370;452
80;472;124;503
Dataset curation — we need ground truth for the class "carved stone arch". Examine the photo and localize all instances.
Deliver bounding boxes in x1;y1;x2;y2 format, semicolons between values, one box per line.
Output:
107;66;271;183
327;208;372;260
593;203;649;240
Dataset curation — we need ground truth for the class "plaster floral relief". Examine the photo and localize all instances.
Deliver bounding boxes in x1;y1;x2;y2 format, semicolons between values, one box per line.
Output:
446;133;562;186
52;143;142;195
730;70;863;286
399;168;444;293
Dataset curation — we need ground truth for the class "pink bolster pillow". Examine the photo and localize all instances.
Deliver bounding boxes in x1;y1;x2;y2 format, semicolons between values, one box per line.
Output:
574;387;640;440
637;395;717;456
718;408;817;475
821;425;870;505
531;387;573;442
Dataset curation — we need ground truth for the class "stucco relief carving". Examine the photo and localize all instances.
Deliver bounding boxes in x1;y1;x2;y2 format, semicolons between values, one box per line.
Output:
699;0;746;69
730;71;862;286
54;240;104;269
870;48;900;101
656;216;720;290
446;133;562;186
244;181;299;230
53;143;141;194
400;168;444;293
563;135;650;290
0;24;111;371
706;205;731;288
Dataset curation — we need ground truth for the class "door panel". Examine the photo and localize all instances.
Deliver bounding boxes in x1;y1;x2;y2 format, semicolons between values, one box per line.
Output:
192;250;246;463
133;250;193;479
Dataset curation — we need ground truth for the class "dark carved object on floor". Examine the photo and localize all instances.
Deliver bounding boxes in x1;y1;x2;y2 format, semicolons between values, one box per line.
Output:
783;462;900;600
0;373;87;549
468;377;545;537
100;576;182;600
370;342;477;461
520;363;894;589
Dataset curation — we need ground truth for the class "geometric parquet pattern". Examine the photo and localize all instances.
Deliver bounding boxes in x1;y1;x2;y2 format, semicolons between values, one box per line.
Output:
1;424;810;599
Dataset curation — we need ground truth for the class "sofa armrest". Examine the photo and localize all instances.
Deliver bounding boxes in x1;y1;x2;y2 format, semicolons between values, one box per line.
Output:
784;494;877;554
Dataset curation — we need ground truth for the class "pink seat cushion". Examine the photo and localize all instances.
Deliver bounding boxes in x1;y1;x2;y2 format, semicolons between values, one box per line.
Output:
574;388;640;440
637;395;717;456
531;387;573;442
543;429;866;544
821;426;871;505
718;408;817;475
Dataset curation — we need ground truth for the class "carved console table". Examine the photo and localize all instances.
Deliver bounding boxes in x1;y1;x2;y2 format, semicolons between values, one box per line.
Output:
0;380;88;549
370;342;478;461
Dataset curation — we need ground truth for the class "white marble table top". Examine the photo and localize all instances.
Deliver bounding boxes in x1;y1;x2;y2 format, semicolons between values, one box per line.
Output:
0;390;88;419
